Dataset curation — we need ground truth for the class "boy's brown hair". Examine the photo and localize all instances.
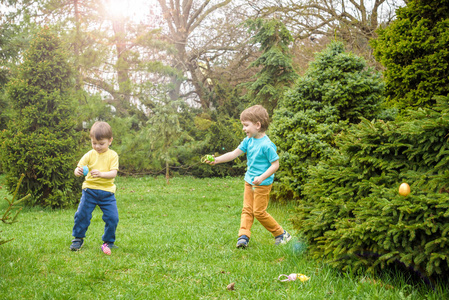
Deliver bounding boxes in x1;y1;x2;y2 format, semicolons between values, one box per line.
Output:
240;105;270;132
90;121;113;140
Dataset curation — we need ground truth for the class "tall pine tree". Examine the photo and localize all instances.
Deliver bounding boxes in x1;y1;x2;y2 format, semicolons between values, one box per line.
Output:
0;27;82;208
244;18;298;115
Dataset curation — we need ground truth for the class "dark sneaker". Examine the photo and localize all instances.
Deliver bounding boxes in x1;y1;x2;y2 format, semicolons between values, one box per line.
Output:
275;230;292;246
70;238;84;251
236;235;249;248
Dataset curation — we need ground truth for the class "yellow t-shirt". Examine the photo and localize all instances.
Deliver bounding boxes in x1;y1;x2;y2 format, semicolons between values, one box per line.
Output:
77;149;119;193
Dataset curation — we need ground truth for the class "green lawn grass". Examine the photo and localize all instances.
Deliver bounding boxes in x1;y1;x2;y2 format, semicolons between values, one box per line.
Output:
0;175;445;299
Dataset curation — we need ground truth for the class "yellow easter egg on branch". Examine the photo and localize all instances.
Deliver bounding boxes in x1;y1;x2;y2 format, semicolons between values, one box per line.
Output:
399;183;410;196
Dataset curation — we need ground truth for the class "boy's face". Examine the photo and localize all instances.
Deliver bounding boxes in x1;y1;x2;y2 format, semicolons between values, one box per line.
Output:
241;120;261;138
91;137;113;154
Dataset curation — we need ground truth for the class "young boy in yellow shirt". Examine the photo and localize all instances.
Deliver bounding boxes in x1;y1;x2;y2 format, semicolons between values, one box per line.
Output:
70;121;119;255
207;105;291;248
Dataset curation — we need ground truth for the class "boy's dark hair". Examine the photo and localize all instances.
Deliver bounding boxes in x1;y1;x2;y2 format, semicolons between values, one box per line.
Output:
90;121;113;140
240;105;270;132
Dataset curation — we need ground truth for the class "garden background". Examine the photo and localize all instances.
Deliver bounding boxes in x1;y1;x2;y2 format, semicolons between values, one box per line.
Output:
1;0;449;298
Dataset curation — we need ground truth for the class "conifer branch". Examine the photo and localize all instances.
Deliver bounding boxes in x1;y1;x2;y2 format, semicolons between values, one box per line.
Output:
0;174;30;246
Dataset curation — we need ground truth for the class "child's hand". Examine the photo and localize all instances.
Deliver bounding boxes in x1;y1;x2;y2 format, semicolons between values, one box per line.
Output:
205;158;216;165
203;155;216;165
252;176;262;186
74;167;83;177
90;169;102;178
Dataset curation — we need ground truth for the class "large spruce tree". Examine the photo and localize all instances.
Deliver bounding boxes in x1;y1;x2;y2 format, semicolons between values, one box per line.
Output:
270;41;384;202
0;27;81;208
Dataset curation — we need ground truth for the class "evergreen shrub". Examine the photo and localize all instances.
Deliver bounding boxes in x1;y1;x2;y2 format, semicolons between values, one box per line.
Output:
0;27;82;208
271;41;384;202
294;96;449;278
371;0;449;109
178;114;246;178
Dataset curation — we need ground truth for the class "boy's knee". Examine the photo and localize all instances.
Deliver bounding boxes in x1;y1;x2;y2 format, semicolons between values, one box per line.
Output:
103;213;119;225
110;216;119;226
254;210;267;219
242;206;252;214
74;209;89;221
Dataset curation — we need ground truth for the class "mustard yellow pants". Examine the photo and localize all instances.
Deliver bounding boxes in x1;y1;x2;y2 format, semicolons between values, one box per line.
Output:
238;182;284;238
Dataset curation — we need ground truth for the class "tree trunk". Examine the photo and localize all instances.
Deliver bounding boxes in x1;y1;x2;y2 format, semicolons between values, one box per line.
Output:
112;17;131;117
165;159;170;185
74;0;81;90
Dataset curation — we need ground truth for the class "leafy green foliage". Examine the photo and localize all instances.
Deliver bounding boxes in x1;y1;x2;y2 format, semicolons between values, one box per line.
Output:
0;13;35;132
271;41;384;202
211;82;249;120
159;109;245;179
294;96;449;278
244;18;298;114
0;92;10;133
0;27;82;208
184;114;246;178
371;0;449;109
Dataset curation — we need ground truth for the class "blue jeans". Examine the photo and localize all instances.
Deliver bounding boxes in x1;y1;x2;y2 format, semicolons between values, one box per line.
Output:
72;188;119;243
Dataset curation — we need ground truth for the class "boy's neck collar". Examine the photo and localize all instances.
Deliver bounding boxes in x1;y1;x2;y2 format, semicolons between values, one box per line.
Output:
253;132;266;139
94;148;110;154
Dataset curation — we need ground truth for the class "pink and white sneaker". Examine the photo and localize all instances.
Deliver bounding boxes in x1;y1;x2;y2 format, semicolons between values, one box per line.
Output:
101;243;111;255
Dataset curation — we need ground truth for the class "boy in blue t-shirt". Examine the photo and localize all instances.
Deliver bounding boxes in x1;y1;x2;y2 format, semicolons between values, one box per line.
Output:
206;105;291;248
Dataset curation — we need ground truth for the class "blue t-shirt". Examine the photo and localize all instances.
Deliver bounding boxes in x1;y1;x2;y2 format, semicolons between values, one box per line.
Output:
238;135;279;186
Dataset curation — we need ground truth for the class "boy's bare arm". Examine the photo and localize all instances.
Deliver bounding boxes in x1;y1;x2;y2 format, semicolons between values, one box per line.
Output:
90;169;118;179
212;148;244;165
253;160;279;186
